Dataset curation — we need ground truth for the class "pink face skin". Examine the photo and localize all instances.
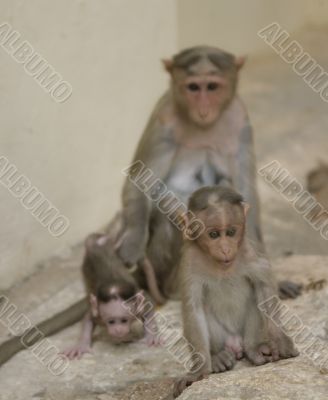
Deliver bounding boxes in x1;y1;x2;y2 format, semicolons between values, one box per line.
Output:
195;205;246;269
98;300;135;341
199;223;244;268
180;74;230;127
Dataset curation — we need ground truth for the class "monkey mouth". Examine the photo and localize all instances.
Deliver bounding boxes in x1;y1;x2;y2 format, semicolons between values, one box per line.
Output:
220;259;234;267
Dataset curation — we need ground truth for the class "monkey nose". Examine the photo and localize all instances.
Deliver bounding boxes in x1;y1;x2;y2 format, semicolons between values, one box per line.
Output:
199;111;209;119
221;251;232;261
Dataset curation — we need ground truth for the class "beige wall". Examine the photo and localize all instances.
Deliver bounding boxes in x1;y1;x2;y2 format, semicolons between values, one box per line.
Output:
177;0;328;54
0;0;177;289
0;0;327;290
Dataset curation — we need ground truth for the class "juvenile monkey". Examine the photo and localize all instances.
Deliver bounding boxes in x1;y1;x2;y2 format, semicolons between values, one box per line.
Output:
117;46;300;299
0;229;162;366
174;186;298;397
62;232;160;360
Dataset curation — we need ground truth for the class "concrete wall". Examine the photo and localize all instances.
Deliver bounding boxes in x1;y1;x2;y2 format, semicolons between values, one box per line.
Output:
0;0;177;289
177;0;328;54
0;0;327;290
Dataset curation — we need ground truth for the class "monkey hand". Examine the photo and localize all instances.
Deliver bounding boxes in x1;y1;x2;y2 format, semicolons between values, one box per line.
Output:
60;343;92;360
173;372;207;398
145;331;162;347
117;229;146;265
211;349;236;373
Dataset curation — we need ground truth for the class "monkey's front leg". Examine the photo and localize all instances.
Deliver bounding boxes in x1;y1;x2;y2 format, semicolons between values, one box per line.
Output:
210;324;240;373
116;224;149;266
60;312;94;360
173;305;211;397
211;349;236;372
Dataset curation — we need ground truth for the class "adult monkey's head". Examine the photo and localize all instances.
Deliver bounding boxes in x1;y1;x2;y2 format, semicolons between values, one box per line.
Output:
163;46;246;128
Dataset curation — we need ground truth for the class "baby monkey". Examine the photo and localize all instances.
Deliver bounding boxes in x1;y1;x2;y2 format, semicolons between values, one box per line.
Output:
62;233;159;360
174;186;298;396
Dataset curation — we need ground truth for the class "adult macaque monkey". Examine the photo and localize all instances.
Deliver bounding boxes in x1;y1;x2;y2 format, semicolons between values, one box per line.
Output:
173;186;298;397
61;232;161;360
117;46;300;299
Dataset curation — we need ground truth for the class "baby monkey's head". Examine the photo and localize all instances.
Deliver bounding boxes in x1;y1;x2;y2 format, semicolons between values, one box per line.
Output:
186;186;249;269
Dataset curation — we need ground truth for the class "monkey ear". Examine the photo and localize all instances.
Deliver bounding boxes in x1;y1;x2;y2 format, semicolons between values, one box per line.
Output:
177;213;192;240
90;294;99;318
162;58;174;73
235;55;247;70
242;202;250;216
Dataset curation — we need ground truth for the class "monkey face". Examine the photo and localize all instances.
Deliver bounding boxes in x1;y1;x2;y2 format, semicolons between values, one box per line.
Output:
171;60;235;128
181;74;231;127
193;204;246;269
198;223;244;268
98;299;135;341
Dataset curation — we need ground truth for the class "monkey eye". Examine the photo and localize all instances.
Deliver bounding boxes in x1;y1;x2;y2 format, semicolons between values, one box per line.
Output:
121;318;128;324
108;319;115;325
226;228;236;237
207;82;219;91
187;83;200;92
209;231;220;239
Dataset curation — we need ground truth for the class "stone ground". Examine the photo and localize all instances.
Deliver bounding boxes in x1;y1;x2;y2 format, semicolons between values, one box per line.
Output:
1;27;328;399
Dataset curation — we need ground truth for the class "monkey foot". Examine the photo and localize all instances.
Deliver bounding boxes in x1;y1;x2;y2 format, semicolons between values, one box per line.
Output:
211;349;236;372
246;338;298;366
173;373;206;398
274;334;300;359
245;343;279;365
278;280;303;299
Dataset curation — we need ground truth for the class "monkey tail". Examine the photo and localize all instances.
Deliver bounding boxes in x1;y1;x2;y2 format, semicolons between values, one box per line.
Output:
0;298;88;367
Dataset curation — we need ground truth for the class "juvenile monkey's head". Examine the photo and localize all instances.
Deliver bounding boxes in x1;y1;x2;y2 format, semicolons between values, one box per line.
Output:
90;284;143;343
187;186;249;269
163;46;245;128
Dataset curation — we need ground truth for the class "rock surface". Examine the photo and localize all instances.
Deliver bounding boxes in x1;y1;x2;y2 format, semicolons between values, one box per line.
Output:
1;255;328;400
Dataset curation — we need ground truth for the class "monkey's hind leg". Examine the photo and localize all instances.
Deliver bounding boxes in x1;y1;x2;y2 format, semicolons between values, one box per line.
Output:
172;373;207;398
243;305;279;366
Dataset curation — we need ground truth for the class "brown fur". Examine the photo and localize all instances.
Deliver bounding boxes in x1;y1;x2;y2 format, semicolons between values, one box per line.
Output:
173;187;298;397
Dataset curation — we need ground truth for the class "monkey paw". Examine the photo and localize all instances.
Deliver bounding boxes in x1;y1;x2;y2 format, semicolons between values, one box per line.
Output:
278;280;303;299
211;349;236;373
246;336;299;366
273;333;299;360
245;342;278;366
117;231;145;265
173;373;206;398
60;343;92;360
144;332;163;347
